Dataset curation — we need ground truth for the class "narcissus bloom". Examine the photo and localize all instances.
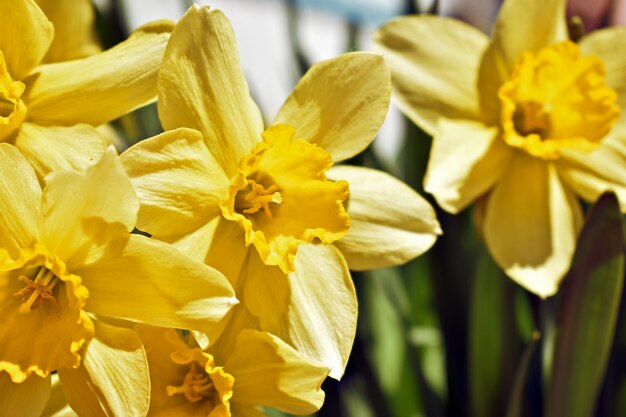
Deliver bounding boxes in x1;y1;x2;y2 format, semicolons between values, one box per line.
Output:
0;0;172;176
0;145;236;417
122;5;440;379
375;0;626;297
137;325;328;417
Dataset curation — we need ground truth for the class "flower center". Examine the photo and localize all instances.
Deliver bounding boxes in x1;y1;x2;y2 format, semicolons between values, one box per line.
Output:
167;363;215;403
499;41;620;160
221;124;350;273
12;266;61;314
235;179;282;218
165;343;234;416
0;50;26;141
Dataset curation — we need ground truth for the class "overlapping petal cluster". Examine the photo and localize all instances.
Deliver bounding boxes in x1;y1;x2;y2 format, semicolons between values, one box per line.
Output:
375;0;626;297
121;4;441;382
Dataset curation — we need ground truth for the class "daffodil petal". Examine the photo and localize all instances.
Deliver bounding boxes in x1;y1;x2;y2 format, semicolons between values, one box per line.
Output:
76;234;237;336
243;252;290;329
485;0;567;71
0;143;41;258
41;148;138;264
424;118;512;213
223;330;327;414
328;165;440;270
260;244;356;380
163;217;249;293
274;52;390;162
58;320;149;417
373;16;488;135
230;405;267;417
40;374;77;417
579;27;626;137
484;154;582;298
121;128;229;238
35;0;101;63
15;123;106;178
25;20;173;126
134;325;192;413
558;138;626;211
0;0;53;80
158;5;263;176
477;0;568;115
0;373;50;417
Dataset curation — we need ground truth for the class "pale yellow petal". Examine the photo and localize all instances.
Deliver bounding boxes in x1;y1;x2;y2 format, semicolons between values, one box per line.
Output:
558;138;626;212
76;234;237;336
15;123;107;178
328;165;440;270
373;16;488;134
223;330;327;414
163;217;249;294
424;118;512;213
579;27;626;137
158;5;263;176
0;143;41;258
25;20;173;126
41;148;138;264
274;52;390;162
0;373;50;417
36;0;101;63
58;320;149;417
477;0;568;115
486;0;567;71
484;153;582;298
121;128;229;238
256;244;356;380
40;374;78;417
243;252;290;330
0;0;53;79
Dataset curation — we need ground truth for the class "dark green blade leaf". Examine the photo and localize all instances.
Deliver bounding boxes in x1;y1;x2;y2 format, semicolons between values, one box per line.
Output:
469;248;519;417
506;331;541;417
547;192;625;417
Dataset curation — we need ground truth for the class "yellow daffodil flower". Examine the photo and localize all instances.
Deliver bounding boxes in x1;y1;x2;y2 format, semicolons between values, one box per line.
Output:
0;0;172;177
121;5;440;379
137;325;328;417
0;145;237;417
374;0;626;297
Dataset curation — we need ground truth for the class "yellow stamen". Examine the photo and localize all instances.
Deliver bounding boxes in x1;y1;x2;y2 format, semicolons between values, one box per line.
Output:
166;363;214;403
13;267;60;314
236;179;282;218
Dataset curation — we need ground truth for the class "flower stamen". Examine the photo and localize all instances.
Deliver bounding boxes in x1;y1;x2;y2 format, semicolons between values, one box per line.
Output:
166;363;214;403
13;267;60;314
236;179;282;218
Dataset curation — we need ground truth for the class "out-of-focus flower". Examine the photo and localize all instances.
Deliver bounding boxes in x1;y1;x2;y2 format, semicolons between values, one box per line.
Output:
121;4;440;379
0;146;236;416
375;0;626;297
0;0;172;176
137;325;328;417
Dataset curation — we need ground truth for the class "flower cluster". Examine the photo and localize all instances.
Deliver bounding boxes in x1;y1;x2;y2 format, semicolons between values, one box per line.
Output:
5;0;626;414
1;2;441;416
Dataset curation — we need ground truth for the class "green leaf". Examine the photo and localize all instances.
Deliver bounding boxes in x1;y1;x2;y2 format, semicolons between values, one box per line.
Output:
546;192;625;417
505;331;541;417
469;248;519;417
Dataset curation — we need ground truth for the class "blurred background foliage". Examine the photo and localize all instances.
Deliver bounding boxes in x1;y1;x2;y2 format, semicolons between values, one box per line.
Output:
93;0;626;415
